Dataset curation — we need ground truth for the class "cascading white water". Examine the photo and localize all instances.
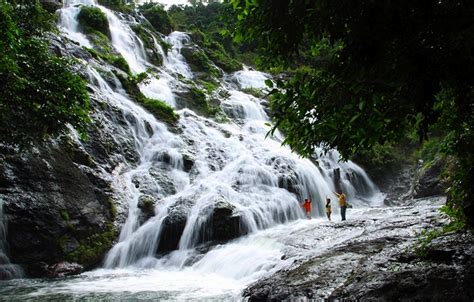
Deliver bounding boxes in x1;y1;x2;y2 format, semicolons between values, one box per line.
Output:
0;200;23;280
59;0;95;48
53;2;382;297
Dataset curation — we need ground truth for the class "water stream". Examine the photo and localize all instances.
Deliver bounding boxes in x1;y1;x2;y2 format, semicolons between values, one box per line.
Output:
0;0;384;298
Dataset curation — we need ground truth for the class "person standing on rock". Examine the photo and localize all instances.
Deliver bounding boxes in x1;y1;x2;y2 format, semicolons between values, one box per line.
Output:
300;198;312;219
325;197;332;221
334;191;347;221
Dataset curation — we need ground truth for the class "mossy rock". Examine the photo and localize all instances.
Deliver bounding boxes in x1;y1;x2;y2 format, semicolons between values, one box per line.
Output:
78;6;109;37
65;224;117;268
181;46;219;77
114;72;180;125
130;24;164;66
140;3;173;35
141;97;179;125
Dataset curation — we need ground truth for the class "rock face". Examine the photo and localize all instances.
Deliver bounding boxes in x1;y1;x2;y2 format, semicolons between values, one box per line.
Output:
243;197;474;301
411;158;447;198
0;142;115;274
0;38;141;276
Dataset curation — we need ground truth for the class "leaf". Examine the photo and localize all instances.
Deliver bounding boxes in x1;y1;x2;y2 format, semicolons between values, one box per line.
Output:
265;79;274;88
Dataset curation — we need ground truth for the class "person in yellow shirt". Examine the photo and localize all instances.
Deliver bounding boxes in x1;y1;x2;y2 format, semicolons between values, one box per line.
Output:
334;191;347;221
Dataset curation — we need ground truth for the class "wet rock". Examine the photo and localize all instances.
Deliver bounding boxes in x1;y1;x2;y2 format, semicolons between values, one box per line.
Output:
138;194;156;223
26;261;49;278
40;0;62;12
243;206;474;302
210;201;242;242
412;158;447;198
182;151;195;172
46;261;83;278
181;46;214;74
1;142;115;275
267;156;302;197
156;199;193;253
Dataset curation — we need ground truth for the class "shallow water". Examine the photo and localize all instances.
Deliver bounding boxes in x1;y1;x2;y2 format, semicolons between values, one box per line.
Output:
3;201;441;302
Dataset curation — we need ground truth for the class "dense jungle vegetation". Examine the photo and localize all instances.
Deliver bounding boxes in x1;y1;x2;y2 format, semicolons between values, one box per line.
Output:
0;0;90;147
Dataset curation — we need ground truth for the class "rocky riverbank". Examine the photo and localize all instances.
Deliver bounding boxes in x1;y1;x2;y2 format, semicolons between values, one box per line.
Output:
244;196;474;301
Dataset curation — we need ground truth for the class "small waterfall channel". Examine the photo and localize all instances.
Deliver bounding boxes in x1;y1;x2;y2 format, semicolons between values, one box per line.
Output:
0;200;23;280
0;0;382;298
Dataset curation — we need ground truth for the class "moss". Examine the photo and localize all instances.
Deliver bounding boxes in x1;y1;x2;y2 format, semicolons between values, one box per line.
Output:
141;97;179;125
84;29;131;73
241;87;265;98
61;210;70;221
115;71;179;125
415;205;466;258
107;197;117;220
78;6;109;37
214;110;229;123
66;223;117;267
130;24;164;66
88;31;112;54
197;79;218;93
188;86;210;115
181;46;219;77
109;56;130;73
189;29;242;73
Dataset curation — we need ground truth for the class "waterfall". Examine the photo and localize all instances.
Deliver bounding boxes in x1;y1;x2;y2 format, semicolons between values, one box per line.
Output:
58;1;381;273
0;200;23;280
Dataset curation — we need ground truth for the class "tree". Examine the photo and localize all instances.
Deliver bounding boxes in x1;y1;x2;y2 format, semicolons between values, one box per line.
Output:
0;0;90;147
230;0;474;223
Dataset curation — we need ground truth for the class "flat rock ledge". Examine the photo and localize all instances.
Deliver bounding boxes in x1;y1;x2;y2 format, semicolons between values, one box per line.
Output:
244;197;474;301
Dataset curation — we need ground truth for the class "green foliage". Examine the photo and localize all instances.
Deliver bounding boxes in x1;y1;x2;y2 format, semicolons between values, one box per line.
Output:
188;86;208;112
415;204;466;258
97;0;134;13
66;223;117;267
0;1;90;147
60;210;70;221
231;0;474;224
84;30;131;73
241;87;264;98
168;2;254;67
115;72;180;125
188;85;219;116
130;24;164;66
141;97;179;125
190;29;242;72
78;6;109;36
197;79;218;93
139;3;173;35
181;46;219;76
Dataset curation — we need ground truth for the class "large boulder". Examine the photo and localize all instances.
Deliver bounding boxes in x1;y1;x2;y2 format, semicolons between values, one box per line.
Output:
209;200;242;242
412;158;447;198
0;142;116;275
46;261;83;278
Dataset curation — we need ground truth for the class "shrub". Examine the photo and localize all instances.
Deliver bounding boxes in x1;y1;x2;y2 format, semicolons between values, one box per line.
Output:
140;3;173;35
78;6;109;36
97;0;134;13
115;72;180;125
141;97;179;125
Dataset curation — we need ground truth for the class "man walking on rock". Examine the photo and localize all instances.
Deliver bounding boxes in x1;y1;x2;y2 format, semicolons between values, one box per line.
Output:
334;192;347;221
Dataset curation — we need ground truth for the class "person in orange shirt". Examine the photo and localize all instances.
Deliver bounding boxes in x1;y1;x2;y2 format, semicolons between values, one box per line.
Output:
300;198;312;219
